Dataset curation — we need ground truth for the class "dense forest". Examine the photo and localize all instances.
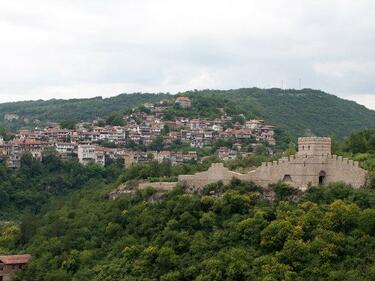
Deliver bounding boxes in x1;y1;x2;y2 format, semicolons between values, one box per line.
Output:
1;88;374;138
0;130;373;280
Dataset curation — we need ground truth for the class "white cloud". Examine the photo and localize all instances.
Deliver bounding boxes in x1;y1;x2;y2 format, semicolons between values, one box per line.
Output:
346;94;375;110
0;0;374;109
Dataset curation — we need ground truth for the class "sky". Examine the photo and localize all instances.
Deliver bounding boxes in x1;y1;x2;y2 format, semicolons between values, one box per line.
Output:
0;0;375;109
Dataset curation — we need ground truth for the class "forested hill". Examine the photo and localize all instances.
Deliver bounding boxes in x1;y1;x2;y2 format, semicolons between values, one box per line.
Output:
176;88;375;138
0;130;374;281
0;93;170;126
1;88;374;138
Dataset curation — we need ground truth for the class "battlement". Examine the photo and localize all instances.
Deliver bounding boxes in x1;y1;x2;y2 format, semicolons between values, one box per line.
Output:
259;153;360;169
297;137;331;156
298;137;331;142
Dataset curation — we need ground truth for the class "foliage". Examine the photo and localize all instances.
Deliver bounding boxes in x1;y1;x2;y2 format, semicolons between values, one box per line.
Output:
60;119;76;130
0;152;122;219
344;129;375;154
106;112;124;126
6;179;375;281
166;88;375;138
1;129;375;280
0;88;374;139
0;93;170;129
0;127;14;141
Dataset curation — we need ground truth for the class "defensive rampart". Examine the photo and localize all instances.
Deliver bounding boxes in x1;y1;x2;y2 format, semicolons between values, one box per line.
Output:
178;163;247;191
243;154;367;190
116;137;369;194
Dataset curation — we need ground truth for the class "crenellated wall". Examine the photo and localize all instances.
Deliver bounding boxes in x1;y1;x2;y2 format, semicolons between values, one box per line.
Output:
243;154;367;190
178;163;246;190
176;137;368;190
134;137;369;192
176;154;368;191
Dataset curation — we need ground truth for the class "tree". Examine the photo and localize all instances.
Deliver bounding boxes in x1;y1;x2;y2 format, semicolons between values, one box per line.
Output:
149;136;164;151
60;119;76;130
106;112;124;126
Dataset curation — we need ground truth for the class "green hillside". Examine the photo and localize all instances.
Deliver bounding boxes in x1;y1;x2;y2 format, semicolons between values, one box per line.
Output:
0;130;372;281
1;88;374;138
0;93;170;127
175;88;375;138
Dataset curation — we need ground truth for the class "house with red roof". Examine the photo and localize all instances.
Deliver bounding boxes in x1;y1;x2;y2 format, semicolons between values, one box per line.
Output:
0;254;31;281
175;96;192;108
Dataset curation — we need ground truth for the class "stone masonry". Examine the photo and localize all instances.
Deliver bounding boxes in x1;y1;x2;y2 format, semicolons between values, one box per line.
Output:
178;137;368;191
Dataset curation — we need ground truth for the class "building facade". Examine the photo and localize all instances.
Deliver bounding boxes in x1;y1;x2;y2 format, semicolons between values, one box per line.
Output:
77;145;105;166
175;96;192;108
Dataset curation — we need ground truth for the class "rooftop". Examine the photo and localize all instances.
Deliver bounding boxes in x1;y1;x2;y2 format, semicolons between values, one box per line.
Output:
0;254;31;265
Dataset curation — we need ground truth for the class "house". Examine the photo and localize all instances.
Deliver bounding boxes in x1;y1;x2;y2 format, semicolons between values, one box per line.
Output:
245;119;264;130
77;145;105;166
217;147;238;161
0;254;31;281
259;125;275;145
3;139;49;168
212;124;223;132
7;150;22;169
143;102;155;109
4;113;19;122
157;150;172;162
175;96;192;108
54;142;76;159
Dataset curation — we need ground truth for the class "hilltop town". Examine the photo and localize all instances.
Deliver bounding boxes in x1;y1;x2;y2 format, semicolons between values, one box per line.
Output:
0;96;275;169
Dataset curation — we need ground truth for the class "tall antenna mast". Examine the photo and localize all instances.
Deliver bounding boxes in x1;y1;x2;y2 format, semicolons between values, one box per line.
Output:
299;78;302;89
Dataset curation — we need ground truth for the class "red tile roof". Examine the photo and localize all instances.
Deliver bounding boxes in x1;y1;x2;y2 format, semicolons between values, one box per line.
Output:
176;96;191;102
12;139;45;145
0;254;31;264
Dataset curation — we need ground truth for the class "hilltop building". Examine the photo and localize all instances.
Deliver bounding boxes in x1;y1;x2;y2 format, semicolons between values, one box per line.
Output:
4;113;19;122
175;96;192;108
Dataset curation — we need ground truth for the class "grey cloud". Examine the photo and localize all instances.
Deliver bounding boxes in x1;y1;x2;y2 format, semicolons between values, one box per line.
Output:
0;0;374;109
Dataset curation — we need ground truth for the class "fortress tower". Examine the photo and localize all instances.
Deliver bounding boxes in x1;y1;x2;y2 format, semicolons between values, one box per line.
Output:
297;137;331;156
177;136;368;191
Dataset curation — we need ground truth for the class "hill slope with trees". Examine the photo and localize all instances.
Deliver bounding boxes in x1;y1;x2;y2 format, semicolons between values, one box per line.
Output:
0;130;372;280
173;88;375;138
0;88;374;138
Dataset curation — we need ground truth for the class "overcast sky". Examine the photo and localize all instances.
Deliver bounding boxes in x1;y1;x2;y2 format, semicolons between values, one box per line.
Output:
1;1;375;109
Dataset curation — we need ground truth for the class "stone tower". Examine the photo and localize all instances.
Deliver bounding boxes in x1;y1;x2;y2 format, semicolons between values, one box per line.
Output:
155;136;368;191
297;137;331;156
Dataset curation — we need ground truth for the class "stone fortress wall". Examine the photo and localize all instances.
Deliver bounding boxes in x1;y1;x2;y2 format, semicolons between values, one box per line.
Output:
178;163;246;191
178;137;368;191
